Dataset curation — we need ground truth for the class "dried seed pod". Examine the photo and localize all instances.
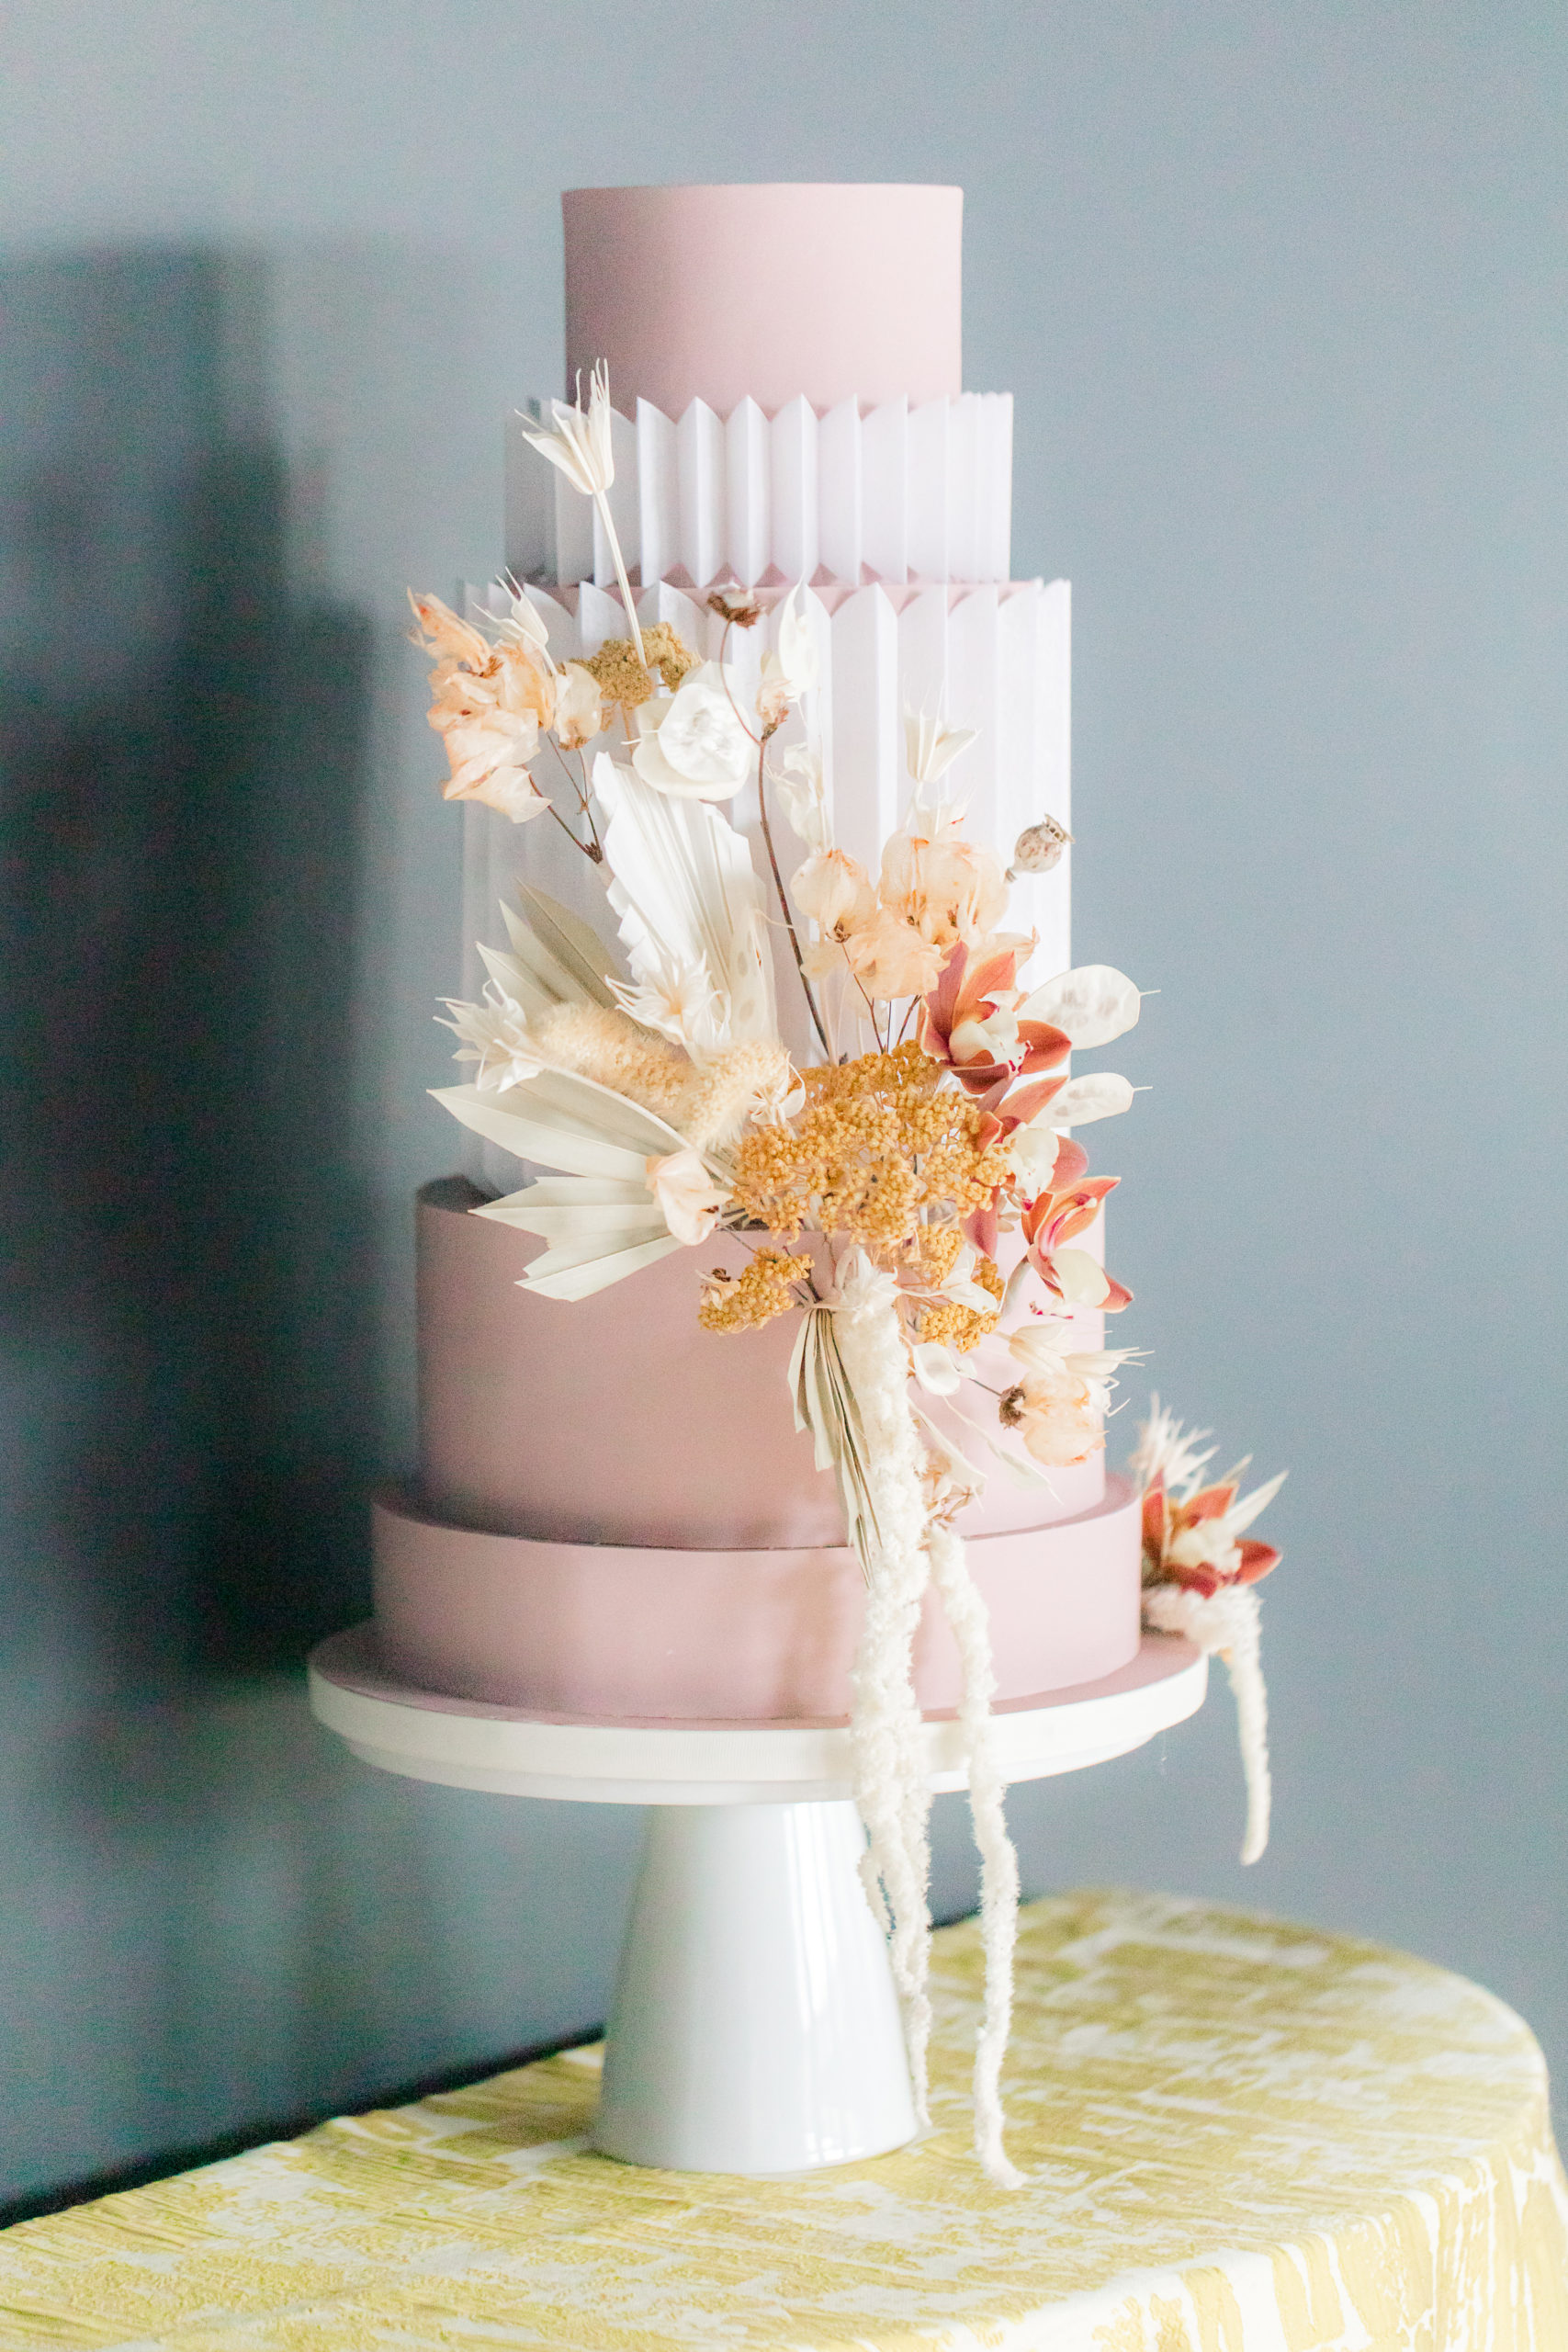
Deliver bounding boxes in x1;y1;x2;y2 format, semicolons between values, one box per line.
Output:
708;589;763;628
1006;815;1073;879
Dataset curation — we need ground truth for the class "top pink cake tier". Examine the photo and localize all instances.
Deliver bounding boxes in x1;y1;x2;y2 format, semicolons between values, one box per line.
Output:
562;183;963;419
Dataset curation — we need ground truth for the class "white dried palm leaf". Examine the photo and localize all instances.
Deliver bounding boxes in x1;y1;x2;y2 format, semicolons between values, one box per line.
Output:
478;1175;681;1301
501;886;621;1010
430;1064;688;1183
788;1305;882;1580
470;887;621;1027
592;752;776;1051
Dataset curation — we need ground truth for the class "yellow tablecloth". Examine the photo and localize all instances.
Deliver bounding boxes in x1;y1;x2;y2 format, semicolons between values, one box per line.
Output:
5;1889;1566;2352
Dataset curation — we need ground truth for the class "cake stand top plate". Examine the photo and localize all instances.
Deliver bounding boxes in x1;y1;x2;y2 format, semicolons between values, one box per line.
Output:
308;1626;1206;1805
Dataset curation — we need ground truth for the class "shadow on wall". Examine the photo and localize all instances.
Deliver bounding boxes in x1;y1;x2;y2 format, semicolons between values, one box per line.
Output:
0;247;377;1682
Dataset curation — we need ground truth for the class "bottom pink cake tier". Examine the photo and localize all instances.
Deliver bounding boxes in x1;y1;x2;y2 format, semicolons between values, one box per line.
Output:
371;1474;1142;1724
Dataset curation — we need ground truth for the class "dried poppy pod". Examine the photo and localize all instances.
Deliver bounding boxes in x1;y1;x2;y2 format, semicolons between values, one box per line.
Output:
1007;814;1073;879
708;589;764;629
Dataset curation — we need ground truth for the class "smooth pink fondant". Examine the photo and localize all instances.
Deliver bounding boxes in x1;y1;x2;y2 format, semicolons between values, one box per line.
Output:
316;1622;1197;1733
563;185;963;419
372;1475;1141;1724
416;1182;1104;1548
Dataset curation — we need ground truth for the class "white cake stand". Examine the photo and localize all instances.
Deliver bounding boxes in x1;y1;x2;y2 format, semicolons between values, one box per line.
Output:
309;1625;1205;2176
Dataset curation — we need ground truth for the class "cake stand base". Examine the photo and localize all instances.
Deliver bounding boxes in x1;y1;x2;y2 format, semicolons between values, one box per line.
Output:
309;1628;1205;2176
596;1800;915;2172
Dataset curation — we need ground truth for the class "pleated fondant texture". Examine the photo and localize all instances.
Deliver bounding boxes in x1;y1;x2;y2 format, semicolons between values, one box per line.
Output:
506;391;1014;591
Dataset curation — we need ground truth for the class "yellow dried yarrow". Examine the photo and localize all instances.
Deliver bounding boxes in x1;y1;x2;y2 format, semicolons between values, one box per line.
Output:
728;1043;1012;1254
581;623;696;710
918;1253;1004;1352
906;1220;965;1290
697;1248;813;1334
642;622;697;691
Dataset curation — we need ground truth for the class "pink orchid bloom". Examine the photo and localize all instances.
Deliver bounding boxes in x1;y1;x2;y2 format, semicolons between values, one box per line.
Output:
919;941;1070;1100
1020;1137;1133;1313
1141;1472;1282;1599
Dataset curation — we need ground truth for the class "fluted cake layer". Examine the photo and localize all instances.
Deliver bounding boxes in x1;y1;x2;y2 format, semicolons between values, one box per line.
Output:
378;183;1126;1727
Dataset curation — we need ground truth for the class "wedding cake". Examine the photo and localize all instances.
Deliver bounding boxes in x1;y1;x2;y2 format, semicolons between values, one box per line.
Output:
378;184;1146;1722
378;184;1285;2182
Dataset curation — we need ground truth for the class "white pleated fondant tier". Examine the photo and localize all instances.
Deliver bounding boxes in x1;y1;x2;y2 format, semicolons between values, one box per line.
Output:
505;392;1014;592
460;578;1068;987
452;575;1071;1193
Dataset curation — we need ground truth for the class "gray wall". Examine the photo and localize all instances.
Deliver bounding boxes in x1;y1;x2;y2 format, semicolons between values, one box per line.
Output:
1;1;1562;2210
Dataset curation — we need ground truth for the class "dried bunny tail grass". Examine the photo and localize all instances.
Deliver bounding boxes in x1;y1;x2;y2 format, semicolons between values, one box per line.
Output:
834;1268;935;2126
528;1006;789;1153
527;1002;693;1117
1144;1580;1270;1863
678;1037;795;1153
927;1514;1024;2189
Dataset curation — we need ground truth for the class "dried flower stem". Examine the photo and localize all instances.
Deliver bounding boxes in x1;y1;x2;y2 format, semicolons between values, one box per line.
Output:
757;740;832;1060
592;490;646;669
544;737;604;860
852;972;885;1052
541;795;603;865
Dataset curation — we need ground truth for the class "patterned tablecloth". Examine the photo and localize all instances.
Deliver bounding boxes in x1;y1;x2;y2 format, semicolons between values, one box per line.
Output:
5;1889;1566;2352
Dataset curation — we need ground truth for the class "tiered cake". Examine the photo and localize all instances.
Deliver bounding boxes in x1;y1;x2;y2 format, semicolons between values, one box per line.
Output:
373;184;1143;1724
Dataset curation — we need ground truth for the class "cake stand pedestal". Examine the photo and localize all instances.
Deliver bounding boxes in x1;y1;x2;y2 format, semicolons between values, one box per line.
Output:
309;1627;1205;2177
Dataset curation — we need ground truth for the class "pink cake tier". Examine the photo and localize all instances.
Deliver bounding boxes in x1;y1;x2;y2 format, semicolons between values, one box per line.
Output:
372;1183;1140;1719
378;186;1137;1721
563;184;962;417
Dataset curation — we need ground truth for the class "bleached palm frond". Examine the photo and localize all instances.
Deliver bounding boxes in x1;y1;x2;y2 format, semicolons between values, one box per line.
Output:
501;885;621;1009
788;1305;882;1582
430;1063;689;1182
592;752;776;1051
477;1175;681;1301
1224;1466;1290;1536
470;885;622;1027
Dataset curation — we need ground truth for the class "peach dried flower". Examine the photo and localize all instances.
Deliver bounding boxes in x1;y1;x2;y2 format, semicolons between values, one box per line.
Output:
412;590;554;823
553;661;606;749
879;830;1010;952
793;849;876;944
843;906;945;1001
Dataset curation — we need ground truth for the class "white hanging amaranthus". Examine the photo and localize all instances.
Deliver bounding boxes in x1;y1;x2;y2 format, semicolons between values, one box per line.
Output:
1144;1580;1271;1863
1134;1398;1285;1867
926;1513;1024;2188
795;1247;1024;2188
816;1254;936;2124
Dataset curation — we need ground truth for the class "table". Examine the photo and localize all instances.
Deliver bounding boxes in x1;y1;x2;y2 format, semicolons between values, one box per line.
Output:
4;1889;1564;2351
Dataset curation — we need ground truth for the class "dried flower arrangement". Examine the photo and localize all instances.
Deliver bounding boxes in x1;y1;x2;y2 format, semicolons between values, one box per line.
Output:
410;367;1285;2187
